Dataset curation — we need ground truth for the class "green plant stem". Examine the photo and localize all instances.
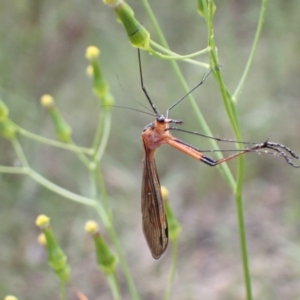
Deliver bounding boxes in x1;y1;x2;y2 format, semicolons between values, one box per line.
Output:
94;111;112;162
14;123;93;155
13;120;92;168
0;166;27;174
92;110;105;150
164;239;178;300
68;139;92;169
105;222;140;300
149;41;210;65
89;107;139;299
106;273;121;300
28;168;95;205
93;164;111;216
206;1;252;299
233;0;268;102
60;280;66;300
11;136;110;225
11;138;29;167
91;167;139;299
140;0;236;190
10;137;112;228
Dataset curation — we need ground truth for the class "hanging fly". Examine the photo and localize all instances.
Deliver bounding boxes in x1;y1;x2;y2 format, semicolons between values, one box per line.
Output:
137;49;299;259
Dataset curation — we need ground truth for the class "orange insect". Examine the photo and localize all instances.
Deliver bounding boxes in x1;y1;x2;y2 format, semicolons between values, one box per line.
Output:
137;50;299;259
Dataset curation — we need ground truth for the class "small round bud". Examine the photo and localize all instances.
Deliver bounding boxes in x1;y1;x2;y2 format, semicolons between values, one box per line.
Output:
85;221;99;234
85;46;100;60
4;296;18;300
40;94;54;108
35;214;50;228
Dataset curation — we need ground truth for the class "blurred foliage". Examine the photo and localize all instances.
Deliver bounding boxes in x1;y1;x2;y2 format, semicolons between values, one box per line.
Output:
1;0;300;299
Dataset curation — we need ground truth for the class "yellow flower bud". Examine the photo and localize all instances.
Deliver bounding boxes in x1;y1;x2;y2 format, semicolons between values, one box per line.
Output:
35;214;50;228
85;46;100;60
4;296;18;300
40;94;54;108
85;220;99;234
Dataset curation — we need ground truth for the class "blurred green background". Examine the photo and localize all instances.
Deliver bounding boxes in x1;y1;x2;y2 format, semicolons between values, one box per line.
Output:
1;0;300;299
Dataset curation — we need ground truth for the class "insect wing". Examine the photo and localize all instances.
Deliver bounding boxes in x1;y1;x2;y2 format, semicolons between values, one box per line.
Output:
141;151;168;259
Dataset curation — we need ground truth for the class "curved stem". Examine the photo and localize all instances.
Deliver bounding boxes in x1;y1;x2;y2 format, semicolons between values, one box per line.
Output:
149;41;210;66
233;0;268;102
11;138;29;167
94;111;112;162
92;110;105;151
14;124;93;155
28;169;95;206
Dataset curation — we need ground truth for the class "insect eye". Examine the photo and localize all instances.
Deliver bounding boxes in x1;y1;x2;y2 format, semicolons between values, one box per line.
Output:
157;115;165;123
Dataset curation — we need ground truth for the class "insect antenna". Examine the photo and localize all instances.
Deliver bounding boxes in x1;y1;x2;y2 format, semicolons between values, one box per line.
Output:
166;68;216;118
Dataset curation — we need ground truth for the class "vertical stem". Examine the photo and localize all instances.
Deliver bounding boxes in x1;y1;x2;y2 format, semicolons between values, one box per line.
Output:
164;240;178;300
91;173;139;299
206;1;252;299
235;163;253;300
59;280;66;300
106;273;121;300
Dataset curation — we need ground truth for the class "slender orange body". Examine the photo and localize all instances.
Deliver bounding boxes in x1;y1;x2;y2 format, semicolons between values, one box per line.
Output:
140;116;299;259
137;49;299;259
141;119;171;258
141;118;207;258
